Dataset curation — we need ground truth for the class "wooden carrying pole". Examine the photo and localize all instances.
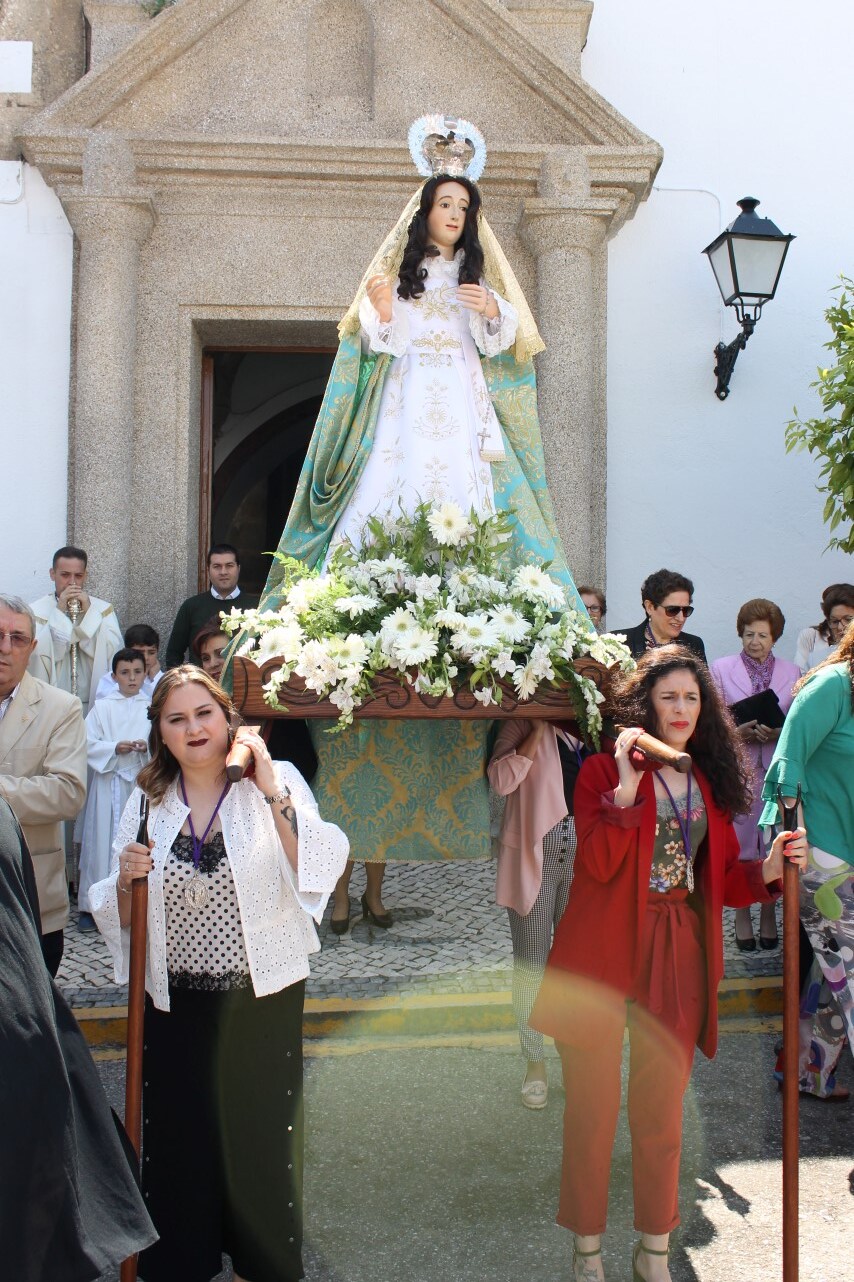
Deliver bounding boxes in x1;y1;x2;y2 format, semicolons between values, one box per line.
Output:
121;799;150;1282
779;788;802;1282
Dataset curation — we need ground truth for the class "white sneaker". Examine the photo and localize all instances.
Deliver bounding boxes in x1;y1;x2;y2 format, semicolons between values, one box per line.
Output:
521;1077;548;1109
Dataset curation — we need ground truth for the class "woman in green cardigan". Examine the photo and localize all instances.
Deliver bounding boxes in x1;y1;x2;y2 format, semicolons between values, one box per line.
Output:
761;619;854;1097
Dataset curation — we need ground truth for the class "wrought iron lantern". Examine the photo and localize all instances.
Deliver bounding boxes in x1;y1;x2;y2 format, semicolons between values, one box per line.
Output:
703;197;794;399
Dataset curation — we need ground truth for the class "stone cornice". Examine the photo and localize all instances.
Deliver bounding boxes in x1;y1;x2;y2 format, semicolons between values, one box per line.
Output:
19;0;657;153
20;132;660;221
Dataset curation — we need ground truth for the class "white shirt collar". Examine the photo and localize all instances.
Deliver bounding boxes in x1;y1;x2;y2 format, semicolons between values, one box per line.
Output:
210;586;241;601
0;683;20;722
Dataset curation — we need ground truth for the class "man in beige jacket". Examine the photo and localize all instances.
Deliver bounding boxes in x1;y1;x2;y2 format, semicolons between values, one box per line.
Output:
0;594;87;975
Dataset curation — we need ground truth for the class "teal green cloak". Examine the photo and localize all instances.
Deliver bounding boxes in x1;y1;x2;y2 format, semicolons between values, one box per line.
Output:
256;334;584;862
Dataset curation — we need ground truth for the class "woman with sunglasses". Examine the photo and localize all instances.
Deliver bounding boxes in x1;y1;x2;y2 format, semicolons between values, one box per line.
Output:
90;665;349;1282
617;569;707;663
530;647;807;1282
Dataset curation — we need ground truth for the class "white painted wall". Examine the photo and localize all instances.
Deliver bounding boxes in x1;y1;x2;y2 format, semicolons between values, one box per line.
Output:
583;0;854;662
0;162;73;601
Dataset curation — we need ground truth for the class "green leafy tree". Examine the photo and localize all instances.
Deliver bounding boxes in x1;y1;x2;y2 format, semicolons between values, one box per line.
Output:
785;276;854;554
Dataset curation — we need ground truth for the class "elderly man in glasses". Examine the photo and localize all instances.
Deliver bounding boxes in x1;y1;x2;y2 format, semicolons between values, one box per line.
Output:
0;594;87;975
617;568;708;663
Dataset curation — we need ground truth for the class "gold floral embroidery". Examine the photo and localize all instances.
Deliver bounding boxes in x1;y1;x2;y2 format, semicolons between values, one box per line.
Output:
381;436;405;468
413;282;458;321
412;379;462;440
423;455;450;501
413;330;463;369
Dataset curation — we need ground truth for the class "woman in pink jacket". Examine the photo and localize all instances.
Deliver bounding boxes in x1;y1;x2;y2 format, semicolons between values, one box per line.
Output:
710;598;800;949
489;718;585;1109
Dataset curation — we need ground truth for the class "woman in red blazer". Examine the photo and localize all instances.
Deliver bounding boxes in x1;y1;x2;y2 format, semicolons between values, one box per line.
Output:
530;647;807;1282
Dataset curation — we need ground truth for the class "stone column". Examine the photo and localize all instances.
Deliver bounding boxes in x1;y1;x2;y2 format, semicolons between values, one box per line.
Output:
520;155;611;587
59;135;154;621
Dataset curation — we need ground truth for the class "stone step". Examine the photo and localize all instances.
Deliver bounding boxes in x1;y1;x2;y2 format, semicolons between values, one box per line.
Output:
73;975;784;1055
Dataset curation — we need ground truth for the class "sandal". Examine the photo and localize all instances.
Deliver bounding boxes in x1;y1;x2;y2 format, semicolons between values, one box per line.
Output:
632;1242;669;1282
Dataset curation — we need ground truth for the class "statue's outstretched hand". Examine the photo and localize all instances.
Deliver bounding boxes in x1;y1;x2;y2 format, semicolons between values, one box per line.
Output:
367;274;393;323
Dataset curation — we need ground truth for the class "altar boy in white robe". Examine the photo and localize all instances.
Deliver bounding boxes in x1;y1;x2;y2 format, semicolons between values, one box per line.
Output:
77;649;150;931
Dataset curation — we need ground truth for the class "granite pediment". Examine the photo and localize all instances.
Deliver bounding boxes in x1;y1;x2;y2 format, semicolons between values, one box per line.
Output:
20;0;656;153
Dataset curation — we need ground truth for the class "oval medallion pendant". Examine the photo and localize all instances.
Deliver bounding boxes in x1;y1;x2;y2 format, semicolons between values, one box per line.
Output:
184;873;209;911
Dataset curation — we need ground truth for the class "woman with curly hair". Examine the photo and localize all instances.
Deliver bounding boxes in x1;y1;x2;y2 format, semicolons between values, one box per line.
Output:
761;619;854;1101
531;646;807;1282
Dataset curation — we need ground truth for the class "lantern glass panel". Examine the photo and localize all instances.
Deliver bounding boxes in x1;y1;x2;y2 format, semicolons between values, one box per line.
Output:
708;239;735;304
731;237;788;299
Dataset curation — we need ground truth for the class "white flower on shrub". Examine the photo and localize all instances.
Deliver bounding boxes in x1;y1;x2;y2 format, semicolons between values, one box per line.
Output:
473;687;496;707
408;573;442;604
528;642;555;682
427;501;474;546
331;634;370;676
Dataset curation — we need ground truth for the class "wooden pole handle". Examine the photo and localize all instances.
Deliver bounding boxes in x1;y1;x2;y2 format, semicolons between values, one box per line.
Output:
782;848;801;1282
225;725;262;781
617;727;692;774
120;875;148;1282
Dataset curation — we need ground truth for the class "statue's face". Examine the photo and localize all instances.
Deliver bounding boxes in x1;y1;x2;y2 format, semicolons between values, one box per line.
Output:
426;181;470;255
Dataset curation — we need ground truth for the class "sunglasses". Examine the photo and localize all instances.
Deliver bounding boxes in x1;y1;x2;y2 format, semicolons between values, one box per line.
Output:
660;605;694;619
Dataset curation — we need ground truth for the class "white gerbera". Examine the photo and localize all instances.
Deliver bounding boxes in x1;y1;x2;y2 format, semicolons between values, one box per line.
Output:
489;606;531;645
332;634;369;674
256;620;306;664
511;564;565;608
393;626;439;667
380;606;420;641
450;615;501;656
335;593;380;619
427;501;475;546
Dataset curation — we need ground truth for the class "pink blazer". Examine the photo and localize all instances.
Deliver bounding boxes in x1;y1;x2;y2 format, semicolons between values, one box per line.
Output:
488;719;569;915
710;652;801;771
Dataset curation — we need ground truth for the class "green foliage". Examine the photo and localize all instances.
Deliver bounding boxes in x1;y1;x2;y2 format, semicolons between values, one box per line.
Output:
785;276;854;555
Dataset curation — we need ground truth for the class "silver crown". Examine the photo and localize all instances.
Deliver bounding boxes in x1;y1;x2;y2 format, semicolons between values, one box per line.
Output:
408;114;487;183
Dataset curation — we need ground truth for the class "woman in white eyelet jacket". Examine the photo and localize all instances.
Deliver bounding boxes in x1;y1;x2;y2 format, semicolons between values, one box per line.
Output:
90;665;348;1282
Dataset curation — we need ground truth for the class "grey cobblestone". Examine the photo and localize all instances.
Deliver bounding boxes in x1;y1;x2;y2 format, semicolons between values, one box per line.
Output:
58;861;783;1008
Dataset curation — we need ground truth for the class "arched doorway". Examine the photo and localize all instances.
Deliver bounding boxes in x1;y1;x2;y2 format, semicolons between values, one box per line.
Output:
199;348;336;593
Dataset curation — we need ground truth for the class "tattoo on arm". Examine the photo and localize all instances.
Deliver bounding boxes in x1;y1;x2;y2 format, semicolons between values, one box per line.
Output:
279;800;298;840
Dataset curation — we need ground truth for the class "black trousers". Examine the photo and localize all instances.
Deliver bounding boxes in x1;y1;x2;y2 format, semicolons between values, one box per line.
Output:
138;982;305;1282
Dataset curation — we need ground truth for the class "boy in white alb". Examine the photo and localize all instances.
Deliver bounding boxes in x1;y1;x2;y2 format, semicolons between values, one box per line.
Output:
94;623;163;702
77;650;151;930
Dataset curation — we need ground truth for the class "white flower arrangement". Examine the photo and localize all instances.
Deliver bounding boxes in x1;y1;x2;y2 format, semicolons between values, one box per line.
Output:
222;502;634;740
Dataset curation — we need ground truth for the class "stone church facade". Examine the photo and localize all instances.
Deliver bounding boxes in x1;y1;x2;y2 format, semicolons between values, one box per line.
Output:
7;0;660;635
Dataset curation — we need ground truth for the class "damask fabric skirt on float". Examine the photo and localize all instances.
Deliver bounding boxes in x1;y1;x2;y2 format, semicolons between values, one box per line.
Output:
138;982;305;1282
308;718;492;861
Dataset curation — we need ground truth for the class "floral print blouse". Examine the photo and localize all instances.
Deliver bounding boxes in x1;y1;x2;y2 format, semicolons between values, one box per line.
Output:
650;790;708;892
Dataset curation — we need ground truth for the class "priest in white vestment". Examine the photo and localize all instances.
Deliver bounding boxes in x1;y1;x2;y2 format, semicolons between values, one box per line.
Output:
29;547;123;716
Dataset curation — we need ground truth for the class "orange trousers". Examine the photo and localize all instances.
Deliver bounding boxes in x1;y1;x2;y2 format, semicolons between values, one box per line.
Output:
557;890;707;1236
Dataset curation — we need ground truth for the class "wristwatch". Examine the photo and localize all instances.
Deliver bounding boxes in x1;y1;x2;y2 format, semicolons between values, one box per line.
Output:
263;788;290;806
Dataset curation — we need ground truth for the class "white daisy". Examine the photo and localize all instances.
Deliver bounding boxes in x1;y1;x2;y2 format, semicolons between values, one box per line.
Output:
489;606;531;645
511;564;565;608
427;501;475;546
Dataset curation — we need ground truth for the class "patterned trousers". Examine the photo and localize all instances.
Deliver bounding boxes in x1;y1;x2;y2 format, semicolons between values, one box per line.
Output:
507;816;577;1062
796;848;854;1094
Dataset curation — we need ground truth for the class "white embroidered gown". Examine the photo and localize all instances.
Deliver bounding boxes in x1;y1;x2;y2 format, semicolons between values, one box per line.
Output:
329;249;518;553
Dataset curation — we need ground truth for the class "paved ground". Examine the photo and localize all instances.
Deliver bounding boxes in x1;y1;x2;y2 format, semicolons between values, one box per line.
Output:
96;1031;852;1282
59;860;784;1008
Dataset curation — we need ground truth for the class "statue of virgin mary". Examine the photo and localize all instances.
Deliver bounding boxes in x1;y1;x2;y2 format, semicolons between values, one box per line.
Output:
247;116;587;918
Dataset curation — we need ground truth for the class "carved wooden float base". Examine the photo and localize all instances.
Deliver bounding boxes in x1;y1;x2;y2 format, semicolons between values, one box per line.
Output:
231;655;615;720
